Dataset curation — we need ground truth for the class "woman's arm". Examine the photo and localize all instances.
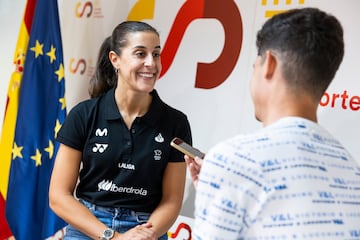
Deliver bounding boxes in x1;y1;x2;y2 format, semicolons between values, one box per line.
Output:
49;144;112;239
147;162;187;237
49;144;157;239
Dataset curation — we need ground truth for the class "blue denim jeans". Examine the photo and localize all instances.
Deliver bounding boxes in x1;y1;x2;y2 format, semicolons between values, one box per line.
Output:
63;199;168;240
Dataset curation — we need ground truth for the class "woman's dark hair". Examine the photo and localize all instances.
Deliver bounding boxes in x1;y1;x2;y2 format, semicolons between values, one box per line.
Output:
88;21;159;98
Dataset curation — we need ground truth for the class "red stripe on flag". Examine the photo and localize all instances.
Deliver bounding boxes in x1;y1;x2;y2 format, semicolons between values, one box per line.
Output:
0;0;36;237
23;0;36;31
0;193;12;239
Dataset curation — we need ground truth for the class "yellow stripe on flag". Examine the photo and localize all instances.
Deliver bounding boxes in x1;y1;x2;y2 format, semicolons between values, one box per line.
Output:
0;14;30;199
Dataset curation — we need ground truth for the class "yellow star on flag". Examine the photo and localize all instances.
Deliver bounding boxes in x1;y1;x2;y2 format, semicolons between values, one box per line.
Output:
12;142;24;160
46;45;56;63
31;149;42;166
55;63;64;82
30;40;44;58
54;119;62;138
59;97;66;110
45;140;54;159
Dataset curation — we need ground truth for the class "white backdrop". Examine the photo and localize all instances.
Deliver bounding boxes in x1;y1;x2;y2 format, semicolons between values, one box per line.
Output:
1;0;359;239
57;0;360;161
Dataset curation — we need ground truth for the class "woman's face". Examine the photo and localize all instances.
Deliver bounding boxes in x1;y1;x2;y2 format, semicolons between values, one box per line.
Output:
114;31;161;93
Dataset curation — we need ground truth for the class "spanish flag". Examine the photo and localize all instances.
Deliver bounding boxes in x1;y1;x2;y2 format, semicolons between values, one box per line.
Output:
0;0;67;238
0;0;36;238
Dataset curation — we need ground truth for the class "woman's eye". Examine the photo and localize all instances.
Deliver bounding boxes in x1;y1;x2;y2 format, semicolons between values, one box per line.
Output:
135;51;160;58
136;52;146;57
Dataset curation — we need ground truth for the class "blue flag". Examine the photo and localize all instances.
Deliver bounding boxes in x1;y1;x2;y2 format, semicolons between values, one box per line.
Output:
5;0;67;238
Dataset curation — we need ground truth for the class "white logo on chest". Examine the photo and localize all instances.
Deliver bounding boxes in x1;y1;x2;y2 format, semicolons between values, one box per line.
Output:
118;162;135;170
155;133;164;142
92;143;108;153
95;128;108;136
154;149;162;161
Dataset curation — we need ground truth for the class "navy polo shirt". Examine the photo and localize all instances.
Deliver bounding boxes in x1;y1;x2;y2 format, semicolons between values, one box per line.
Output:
56;88;192;212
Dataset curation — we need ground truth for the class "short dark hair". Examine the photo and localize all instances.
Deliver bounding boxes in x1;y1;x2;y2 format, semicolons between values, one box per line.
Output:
256;8;344;100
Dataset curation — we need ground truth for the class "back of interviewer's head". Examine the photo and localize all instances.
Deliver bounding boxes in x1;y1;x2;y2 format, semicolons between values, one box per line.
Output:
256;8;344;100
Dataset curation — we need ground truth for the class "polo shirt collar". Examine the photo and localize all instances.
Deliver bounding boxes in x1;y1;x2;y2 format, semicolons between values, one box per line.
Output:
142;89;163;127
104;88;163;126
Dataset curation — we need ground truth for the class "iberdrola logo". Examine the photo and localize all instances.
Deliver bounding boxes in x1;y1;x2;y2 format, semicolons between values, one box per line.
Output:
98;179;112;191
97;179;148;196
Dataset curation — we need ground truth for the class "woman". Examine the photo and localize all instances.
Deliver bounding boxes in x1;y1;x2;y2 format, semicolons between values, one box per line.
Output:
49;21;192;240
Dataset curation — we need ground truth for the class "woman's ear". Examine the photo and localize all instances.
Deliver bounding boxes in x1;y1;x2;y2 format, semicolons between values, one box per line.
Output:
263;50;277;80
109;50;119;67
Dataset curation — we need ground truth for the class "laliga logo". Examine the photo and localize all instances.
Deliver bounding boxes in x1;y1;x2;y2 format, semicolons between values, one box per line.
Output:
160;0;243;89
167;222;192;239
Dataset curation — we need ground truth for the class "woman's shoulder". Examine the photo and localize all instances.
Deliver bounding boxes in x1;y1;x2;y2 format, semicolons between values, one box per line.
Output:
152;90;189;119
69;91;110;114
69;97;98;114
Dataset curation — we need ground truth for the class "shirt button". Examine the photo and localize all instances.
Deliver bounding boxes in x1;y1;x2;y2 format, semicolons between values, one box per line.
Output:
127;141;131;146
131;128;136;133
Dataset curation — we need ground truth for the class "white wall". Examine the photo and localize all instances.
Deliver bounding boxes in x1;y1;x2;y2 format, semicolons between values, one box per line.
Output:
1;1;359;161
0;0;26;133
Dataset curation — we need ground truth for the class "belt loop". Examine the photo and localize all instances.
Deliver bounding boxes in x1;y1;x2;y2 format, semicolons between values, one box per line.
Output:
114;208;119;218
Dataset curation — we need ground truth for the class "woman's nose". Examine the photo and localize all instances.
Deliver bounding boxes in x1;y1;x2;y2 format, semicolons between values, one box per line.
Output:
144;55;155;67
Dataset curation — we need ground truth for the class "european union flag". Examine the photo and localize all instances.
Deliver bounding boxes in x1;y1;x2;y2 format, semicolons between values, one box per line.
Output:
5;0;67;238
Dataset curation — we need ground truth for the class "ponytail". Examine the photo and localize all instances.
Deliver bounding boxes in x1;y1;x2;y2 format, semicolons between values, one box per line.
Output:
88;36;117;98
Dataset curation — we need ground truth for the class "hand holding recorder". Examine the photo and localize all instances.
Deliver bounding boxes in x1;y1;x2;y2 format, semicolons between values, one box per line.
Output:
170;137;204;188
170;137;205;159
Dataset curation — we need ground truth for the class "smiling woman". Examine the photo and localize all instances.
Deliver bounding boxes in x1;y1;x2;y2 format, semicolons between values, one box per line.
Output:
49;21;193;240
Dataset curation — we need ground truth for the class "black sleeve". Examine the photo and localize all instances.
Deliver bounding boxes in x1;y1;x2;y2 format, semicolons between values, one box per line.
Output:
169;113;193;163
56;101;89;151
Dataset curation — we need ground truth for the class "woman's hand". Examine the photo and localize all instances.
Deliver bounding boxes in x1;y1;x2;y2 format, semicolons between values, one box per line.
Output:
115;222;157;240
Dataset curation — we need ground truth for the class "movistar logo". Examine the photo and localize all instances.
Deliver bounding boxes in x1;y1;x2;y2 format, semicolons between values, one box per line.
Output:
95;128;108;136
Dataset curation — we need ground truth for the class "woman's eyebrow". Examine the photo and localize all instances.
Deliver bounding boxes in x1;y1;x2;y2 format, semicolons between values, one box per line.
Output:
132;45;161;50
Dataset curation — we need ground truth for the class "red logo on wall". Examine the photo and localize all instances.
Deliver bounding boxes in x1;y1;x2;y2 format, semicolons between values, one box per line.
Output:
168;222;192;239
160;0;243;89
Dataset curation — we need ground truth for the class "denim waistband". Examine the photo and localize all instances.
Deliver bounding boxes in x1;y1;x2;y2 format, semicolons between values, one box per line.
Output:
79;199;150;217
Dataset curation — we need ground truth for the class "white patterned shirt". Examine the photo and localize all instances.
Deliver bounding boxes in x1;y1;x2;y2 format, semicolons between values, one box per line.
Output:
193;117;360;240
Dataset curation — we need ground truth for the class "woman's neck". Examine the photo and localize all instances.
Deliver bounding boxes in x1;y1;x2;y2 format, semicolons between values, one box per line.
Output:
115;88;152;128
